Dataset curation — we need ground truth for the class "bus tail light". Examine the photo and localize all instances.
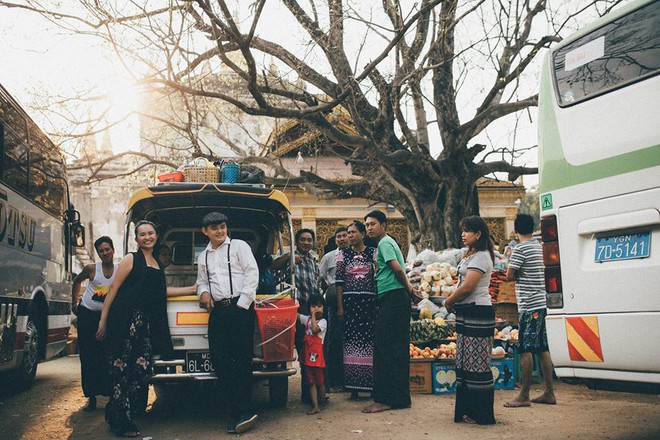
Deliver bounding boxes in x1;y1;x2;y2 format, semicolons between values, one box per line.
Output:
543;241;560;265
541;215;558;242
544;265;563;293
541;215;563;309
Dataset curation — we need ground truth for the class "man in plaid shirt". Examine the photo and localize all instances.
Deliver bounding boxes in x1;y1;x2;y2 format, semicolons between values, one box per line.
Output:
271;228;320;313
271;228;321;403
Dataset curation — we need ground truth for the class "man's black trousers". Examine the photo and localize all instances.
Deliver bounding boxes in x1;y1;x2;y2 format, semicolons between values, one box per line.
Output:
208;300;255;418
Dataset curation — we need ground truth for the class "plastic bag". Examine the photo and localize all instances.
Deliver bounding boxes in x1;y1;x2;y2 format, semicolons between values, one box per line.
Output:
417;298;441;316
434;306;448;319
416;249;442;266
437;248;465;267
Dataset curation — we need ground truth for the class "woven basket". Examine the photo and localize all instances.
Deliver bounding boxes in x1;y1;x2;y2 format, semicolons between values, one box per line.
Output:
183;166;219;183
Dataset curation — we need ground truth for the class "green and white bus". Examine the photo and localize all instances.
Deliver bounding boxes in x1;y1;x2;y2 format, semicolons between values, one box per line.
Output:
538;0;660;385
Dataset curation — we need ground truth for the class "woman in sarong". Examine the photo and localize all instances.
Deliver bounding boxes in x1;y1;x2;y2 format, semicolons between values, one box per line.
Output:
335;221;378;399
444;216;496;425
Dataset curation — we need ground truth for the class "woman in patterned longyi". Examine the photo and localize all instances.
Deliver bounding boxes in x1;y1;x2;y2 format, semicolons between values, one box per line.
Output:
444;215;496;425
335;221;378;400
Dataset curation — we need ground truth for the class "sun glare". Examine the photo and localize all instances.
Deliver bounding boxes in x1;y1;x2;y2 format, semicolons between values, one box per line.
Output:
100;77;142;153
103;77;140;120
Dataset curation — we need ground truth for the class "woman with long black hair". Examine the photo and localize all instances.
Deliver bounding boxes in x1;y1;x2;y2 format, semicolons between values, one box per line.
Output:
444;215;496;425
96;220;172;438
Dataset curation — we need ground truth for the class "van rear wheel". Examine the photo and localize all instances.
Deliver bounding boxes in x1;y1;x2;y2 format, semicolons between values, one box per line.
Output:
268;376;288;408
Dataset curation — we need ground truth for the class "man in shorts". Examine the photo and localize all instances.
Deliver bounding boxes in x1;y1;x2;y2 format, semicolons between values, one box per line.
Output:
504;214;557;408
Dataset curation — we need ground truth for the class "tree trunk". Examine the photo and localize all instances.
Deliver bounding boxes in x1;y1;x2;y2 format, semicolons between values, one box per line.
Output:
392;168;477;253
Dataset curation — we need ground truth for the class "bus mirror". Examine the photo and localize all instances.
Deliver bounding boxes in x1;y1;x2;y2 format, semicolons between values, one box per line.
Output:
70;223;85;247
66;208;81;223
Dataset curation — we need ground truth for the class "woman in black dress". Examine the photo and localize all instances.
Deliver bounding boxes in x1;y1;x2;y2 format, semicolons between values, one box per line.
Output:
96;220;172;438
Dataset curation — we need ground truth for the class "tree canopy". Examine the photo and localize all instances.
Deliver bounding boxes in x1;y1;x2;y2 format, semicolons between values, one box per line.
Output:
1;0;625;249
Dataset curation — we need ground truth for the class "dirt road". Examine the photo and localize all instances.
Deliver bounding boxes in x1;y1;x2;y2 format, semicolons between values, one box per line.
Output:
1;355;659;440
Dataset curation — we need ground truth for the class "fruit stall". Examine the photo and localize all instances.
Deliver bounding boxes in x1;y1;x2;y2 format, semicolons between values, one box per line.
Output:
406;249;519;394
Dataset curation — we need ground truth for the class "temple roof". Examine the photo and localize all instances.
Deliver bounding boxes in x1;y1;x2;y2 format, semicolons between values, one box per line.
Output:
263;106;357;157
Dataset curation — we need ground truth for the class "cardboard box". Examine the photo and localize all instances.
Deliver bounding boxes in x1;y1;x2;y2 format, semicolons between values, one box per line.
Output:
498;281;517;303
432;359;515;394
432;362;457;394
409;360;433;394
491;358;516;390
494;302;519;325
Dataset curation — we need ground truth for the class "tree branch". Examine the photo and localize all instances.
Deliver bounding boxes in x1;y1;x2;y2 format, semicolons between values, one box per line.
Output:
474;160;538;181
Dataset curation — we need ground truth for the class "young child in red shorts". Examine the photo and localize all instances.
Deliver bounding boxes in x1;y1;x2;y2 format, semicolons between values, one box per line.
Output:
299;294;328;415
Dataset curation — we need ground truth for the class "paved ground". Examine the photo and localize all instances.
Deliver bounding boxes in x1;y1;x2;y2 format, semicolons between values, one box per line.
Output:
1;355;659;439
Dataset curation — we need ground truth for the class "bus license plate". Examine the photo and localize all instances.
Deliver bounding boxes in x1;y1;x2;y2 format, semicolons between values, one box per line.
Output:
595;232;651;263
186;351;215;373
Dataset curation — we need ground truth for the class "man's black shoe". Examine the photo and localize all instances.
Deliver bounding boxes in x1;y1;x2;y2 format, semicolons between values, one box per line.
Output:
235;413;258;434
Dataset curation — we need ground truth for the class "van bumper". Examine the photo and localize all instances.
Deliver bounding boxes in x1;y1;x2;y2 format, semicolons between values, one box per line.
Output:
149;357;297;382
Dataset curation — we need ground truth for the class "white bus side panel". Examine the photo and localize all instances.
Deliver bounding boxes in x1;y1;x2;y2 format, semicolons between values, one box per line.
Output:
557;75;660;166
549;185;660;378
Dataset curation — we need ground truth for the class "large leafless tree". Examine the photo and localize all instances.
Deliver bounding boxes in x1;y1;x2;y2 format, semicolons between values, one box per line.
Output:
1;0;624;249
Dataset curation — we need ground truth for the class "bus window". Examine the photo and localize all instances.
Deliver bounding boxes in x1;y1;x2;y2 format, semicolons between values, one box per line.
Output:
4;101;27;140
553;1;660;106
0;121;4;173
2;131;29;195
30;135;66;217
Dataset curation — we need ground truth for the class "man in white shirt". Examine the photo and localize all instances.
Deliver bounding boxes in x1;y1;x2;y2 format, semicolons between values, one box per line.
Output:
197;212;259;434
318;227;349;392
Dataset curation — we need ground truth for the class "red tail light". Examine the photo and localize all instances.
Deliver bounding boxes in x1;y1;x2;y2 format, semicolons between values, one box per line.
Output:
544;265;563;293
541;214;563;308
541;216;558;242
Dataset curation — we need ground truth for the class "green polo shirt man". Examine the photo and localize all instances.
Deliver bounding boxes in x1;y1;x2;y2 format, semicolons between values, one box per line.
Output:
375;234;407;296
362;209;417;414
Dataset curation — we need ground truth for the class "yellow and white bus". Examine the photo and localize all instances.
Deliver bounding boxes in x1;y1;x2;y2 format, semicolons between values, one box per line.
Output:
538;0;660;385
0;83;85;390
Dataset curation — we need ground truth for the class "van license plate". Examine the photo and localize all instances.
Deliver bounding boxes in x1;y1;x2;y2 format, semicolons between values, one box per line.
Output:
186;351;215;373
595;232;651;262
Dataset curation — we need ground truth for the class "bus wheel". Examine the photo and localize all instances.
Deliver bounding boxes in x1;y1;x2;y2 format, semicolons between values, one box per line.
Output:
268;376;288;408
15;316;40;390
